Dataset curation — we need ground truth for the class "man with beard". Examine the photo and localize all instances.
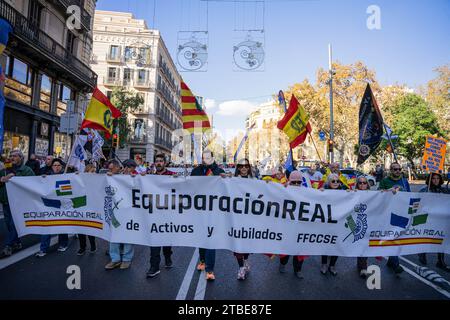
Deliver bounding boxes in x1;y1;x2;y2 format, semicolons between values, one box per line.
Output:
146;154;176;278
191;149;225;281
0;150;34;258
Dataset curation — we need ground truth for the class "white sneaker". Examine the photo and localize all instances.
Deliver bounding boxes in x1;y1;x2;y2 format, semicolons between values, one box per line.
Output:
57;246;68;252
35;251;47;258
237;267;246;280
244;260;250;273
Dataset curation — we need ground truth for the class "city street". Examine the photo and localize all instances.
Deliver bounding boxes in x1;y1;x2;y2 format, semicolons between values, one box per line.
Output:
1;183;449;300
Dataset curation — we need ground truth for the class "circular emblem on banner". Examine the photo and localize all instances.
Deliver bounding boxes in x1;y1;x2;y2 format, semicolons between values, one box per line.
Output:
359;144;370;156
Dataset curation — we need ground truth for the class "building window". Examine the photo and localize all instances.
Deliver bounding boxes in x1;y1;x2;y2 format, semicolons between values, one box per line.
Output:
109;45;120;59
57;84;73;116
108;67;118;79
12;58;31;85
123;68;132;84
4;56;32;105
39;74;52;112
2;132;30;160
137;69;146;82
106;90;112;100
54;132;72;159
124;46;134;61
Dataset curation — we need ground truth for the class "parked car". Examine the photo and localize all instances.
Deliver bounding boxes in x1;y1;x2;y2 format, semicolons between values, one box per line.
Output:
340;169;376;187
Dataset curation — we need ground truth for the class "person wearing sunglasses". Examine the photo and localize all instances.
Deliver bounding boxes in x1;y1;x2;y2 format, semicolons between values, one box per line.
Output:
321;162;350;190
233;159;254;280
319;173;343;275
354;177;371;278
378;162;410;274
417;173;450;271
278;170;308;279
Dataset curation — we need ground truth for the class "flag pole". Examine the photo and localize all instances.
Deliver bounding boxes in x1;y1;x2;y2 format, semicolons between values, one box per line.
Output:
278;91;294;171
308;131;322;162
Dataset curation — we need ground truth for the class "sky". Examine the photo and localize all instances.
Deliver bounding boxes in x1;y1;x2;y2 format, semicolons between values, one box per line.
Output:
96;0;450;141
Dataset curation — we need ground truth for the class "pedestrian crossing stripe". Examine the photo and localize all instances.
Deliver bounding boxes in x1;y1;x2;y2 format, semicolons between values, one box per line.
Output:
25;220;103;229
369;238;443;247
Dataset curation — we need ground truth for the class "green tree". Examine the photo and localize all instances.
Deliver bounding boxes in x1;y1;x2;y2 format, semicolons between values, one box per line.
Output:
390;94;443;168
110;87;144;148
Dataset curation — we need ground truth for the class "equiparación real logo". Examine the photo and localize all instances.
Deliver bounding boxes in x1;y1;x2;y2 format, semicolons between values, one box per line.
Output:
42;180;87;209
104;185;122;228
343;203;368;242
390;198;428;229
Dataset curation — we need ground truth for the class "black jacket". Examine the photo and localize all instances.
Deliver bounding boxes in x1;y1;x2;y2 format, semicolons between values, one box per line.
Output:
39;165;53;176
190;162;225;176
25;159;41;175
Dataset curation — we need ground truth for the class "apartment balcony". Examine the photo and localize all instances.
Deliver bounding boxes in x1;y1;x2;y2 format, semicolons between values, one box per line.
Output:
133;106;147;114
105;53;123;63
154;137;173;151
129;135;148;144
156;110;177;130
0;0;97;90
103;76;122;86
134;79;152;89
57;0;91;32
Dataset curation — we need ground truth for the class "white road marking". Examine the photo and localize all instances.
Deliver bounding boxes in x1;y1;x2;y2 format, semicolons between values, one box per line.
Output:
194;269;207;300
0;237;58;270
400;256;450;286
383;257;450;299
176;248;199;300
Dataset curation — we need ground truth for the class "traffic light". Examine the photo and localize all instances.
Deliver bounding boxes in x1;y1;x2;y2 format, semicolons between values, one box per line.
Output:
328;139;334;153
112;133;119;149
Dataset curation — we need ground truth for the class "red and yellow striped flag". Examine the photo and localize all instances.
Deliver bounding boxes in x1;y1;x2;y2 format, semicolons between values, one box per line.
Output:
181;82;211;133
277;95;311;149
80;88;122;138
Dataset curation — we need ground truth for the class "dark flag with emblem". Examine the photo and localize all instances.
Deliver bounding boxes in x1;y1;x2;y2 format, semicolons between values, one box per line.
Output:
357;83;384;165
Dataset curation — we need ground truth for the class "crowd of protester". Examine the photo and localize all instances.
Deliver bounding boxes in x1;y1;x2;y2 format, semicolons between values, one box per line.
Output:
0;148;449;282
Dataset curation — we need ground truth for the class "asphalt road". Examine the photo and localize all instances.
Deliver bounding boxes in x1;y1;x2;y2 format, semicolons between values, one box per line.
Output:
1;183;449;300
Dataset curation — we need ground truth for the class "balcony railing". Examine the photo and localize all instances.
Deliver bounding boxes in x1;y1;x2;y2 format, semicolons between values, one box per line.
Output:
129;135;148;144
106;53;123;63
134;79;152;88
103;76;122;86
58;0;91;32
156;109;178;130
154;137;173;150
0;0;97;89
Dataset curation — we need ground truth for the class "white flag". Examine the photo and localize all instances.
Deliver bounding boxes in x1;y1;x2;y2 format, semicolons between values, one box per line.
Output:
68;136;87;172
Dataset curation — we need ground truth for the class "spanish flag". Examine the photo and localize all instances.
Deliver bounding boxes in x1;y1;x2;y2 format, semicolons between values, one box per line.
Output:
181;82;211;133
277;95;311;149
81;88;121;138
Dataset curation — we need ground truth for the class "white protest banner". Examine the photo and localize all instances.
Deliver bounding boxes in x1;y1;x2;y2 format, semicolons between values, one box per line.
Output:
6;174;450;256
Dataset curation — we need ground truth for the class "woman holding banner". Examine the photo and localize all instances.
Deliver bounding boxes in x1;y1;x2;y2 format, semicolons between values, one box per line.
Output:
233;159;254;280
35;158;69;258
354;176;371;278
279;170;308;279
418;173;450;271
319;173;344;276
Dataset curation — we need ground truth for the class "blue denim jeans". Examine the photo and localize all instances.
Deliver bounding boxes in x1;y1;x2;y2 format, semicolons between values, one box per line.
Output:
109;242;134;263
199;248;216;272
2;203;21;247
40;234;68;252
